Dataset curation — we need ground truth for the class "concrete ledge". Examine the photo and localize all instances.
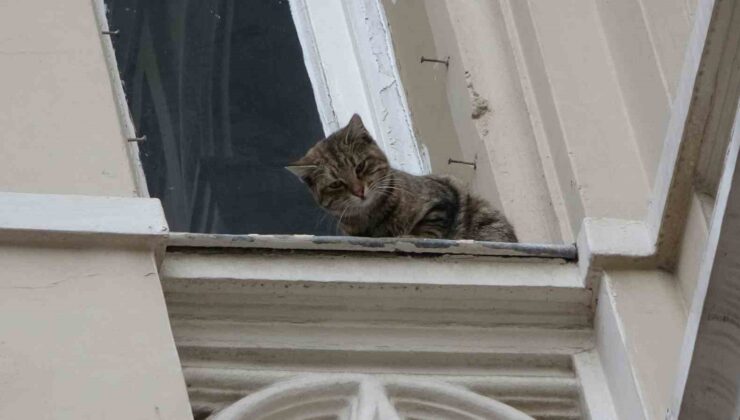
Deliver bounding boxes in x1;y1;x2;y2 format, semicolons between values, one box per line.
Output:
162;249;592;418
596;270;687;420
162;249;589;329
576;218;656;290
0;191;168;249
577;219;654;263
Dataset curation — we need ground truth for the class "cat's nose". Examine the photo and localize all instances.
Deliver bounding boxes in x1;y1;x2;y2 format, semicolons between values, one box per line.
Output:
352;185;365;199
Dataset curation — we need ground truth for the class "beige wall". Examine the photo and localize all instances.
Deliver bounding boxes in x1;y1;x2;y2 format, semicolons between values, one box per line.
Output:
384;1;733;417
382;0;698;245
0;1;192;419
430;0;571;243
380;0;472;185
0;0;725;418
0;246;192;420
0;0;137;196
675;192;710;308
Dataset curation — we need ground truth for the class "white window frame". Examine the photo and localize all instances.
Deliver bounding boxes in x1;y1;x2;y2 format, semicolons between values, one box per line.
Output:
289;0;430;175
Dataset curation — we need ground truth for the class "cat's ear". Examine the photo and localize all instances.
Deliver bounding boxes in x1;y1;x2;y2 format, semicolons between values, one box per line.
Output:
345;113;370;143
285;157;319;184
285;164;318;180
348;113;365;130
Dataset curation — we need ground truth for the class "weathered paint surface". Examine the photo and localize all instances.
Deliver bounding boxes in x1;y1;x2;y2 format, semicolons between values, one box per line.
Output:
167;232;578;260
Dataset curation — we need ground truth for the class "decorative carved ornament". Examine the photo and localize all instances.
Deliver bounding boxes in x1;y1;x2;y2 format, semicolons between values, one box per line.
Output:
210;374;534;420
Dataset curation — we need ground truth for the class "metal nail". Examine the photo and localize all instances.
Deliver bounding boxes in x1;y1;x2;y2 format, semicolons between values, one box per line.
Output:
420;56;450;68
448;158;476;170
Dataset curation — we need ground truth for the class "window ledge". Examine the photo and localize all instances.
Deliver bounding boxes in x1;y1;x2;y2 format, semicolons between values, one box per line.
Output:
167;232;577;260
162;233;586;327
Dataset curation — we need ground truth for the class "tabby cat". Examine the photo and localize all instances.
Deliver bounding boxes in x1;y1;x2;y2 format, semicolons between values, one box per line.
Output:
286;114;517;242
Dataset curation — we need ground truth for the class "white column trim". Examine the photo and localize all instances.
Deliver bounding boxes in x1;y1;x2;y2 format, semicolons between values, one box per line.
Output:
572;351;619;420
669;102;740;419
647;0;740;264
593;277;649;420
573;0;739;281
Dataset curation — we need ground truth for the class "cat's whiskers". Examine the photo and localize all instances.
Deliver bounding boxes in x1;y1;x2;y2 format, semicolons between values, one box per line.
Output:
369;173;394;185
373;187;413;198
372;179;413;196
314;210;330;230
335;200;353;234
368;174;396;195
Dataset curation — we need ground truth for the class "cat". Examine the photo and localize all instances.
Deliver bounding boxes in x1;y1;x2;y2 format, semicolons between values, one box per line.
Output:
286;114;518;242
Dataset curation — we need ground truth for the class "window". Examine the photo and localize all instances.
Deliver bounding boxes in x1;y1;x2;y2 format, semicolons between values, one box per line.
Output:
107;0;330;234
104;0;427;236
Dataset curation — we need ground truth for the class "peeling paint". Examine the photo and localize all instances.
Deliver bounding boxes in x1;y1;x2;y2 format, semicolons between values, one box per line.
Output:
465;71;491;120
167;232;578;260
229;235;255;243
312;236;386;248
410;239;458;249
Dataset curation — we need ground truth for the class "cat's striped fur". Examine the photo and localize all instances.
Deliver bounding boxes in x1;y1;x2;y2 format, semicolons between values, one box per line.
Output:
286;114;517;242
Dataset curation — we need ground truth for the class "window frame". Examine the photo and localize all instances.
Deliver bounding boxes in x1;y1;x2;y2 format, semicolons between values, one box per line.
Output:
96;0;428;206
288;0;430;175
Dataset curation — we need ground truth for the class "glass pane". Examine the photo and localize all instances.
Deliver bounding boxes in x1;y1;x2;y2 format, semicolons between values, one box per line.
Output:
105;0;333;234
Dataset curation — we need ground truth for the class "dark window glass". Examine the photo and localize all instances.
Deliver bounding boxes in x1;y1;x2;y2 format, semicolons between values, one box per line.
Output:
105;0;333;234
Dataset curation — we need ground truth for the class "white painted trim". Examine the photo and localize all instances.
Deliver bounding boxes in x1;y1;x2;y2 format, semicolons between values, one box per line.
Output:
572;0;738;283
0;192;168;247
289;0;428;175
577;218;654;262
646;0;716;245
576;218;654;288
172;321;593;356
163;249;582;290
669;103;740;419
570;0;738;274
572;351;619;420
91;0;151;198
342;0;429;175
593;278;649;420
161;250;591;329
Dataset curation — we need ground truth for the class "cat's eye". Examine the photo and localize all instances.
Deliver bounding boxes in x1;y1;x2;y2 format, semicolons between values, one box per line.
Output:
328;181;344;189
355;160;367;174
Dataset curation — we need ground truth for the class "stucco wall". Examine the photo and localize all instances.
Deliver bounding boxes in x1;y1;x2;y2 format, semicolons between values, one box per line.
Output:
0;0;136;196
380;0;471;185
0;1;192;419
0;246;192;420
383;0;698;245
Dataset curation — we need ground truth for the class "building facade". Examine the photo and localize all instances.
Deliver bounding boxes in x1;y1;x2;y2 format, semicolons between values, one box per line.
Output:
0;0;738;419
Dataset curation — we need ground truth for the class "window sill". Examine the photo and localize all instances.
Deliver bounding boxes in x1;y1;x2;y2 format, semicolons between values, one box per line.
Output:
161;232;587;325
167;232;577;260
